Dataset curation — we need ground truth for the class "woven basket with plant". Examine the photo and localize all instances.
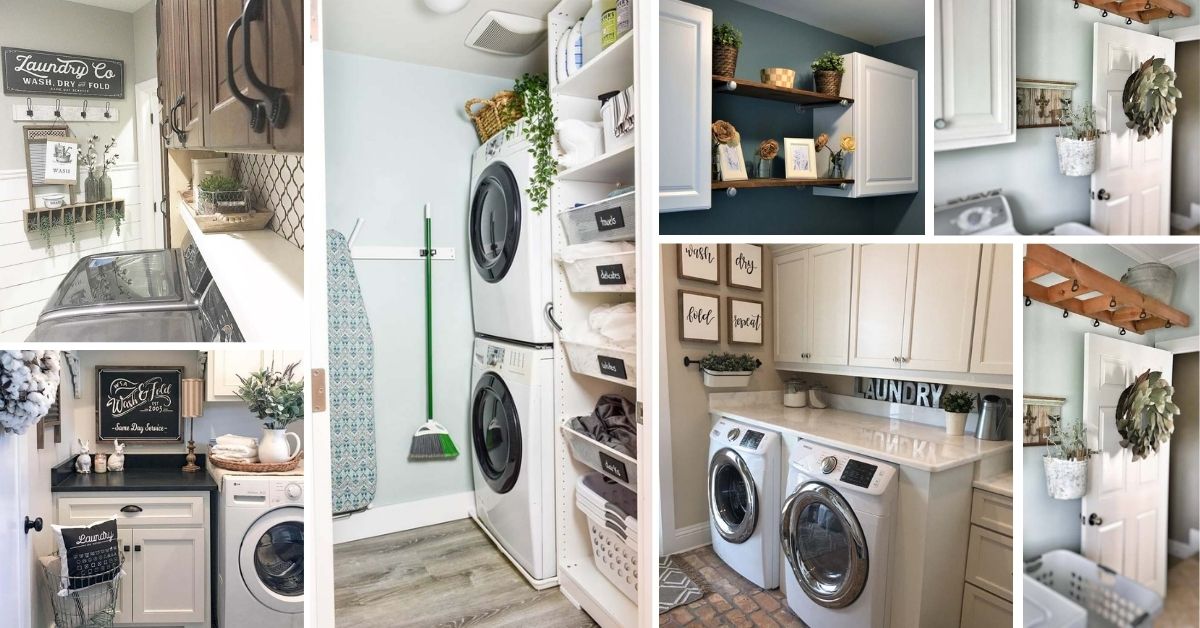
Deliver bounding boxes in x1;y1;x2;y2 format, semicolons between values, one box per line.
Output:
713;23;742;78
811;51;845;97
465;90;523;143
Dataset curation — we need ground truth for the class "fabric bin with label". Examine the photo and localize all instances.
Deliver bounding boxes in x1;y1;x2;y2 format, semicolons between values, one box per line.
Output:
561;341;636;385
562;422;637;491
558;243;636;293
559;190;636;244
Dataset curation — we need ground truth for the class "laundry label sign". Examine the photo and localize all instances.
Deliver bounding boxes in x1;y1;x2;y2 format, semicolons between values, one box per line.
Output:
858;378;945;408
96;367;183;441
597;355;628;380
596;263;627;285
2;47;125;98
598;451;629;483
594;207;625;232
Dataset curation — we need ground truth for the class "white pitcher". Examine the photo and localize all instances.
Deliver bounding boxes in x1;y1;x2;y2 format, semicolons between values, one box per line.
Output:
259;428;302;463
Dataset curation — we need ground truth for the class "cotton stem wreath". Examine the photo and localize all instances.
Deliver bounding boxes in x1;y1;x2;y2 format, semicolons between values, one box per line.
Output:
0;350;61;435
506;73;556;214
1115;369;1179;460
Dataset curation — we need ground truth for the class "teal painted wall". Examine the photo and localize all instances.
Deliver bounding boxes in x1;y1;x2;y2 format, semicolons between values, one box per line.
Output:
660;0;924;235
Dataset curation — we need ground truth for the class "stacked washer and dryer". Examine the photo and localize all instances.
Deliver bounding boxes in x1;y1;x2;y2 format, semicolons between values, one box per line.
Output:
466;122;560;588
708;419;899;627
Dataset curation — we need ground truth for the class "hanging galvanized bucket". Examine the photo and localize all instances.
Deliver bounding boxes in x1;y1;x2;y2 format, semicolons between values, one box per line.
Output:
1055;137;1096;177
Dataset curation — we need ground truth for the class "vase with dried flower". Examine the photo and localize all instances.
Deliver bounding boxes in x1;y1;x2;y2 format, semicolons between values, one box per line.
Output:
754;139;778;178
98;137;118;201
815;133;855;179
713;23;742;78
711;120;742;181
81;136;101;202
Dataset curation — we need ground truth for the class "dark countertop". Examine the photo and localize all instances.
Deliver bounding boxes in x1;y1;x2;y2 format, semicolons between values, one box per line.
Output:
51;454;218;494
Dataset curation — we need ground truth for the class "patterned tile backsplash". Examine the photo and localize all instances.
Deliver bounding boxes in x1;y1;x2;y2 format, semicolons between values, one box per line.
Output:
230;153;304;249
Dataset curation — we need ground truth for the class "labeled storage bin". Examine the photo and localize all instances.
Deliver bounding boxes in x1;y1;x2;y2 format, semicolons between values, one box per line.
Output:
562;421;637;491
577;474;638;602
1025;549;1162;628
558;244;635;293
562;340;636;385
558;190;635;244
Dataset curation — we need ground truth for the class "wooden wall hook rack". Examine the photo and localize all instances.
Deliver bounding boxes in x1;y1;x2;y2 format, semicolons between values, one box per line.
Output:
1071;0;1191;24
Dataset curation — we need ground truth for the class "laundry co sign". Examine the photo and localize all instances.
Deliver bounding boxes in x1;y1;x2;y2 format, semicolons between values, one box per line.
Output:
3;47;124;98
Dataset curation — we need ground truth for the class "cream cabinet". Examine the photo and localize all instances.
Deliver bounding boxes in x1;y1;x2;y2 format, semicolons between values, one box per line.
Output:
970;244;1014;375
659;0;712;212
814;53;919;198
961;487;1013;626
848;244;912;368
934;0;1015;150
961;583;1013;627
207;350;304;401
773;244;853;365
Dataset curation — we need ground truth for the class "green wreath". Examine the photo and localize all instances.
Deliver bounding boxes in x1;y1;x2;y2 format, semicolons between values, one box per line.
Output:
1115;369;1179;460
1122;57;1180;141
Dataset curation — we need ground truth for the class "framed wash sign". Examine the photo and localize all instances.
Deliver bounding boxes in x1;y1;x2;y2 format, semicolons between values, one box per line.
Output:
96;367;183;442
677;244;719;284
2;47;125;98
679;290;720;342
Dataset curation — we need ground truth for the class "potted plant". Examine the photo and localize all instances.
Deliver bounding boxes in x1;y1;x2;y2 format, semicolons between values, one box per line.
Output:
1043;416;1094;500
755;139;779;178
698;352;759;388
197;173;248;214
235;362;304;463
1055;103;1103;176
713;23;742;78
1123;57;1180;141
811;51;845;97
941;390;974;436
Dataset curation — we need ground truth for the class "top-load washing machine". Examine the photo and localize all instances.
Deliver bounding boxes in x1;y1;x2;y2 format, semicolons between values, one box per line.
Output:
469;335;557;587
708;417;781;589
468;122;553;345
781;440;897;627
934;192;1103;236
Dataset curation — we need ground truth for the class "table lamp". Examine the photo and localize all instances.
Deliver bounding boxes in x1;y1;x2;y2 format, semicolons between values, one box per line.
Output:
181;378;204;472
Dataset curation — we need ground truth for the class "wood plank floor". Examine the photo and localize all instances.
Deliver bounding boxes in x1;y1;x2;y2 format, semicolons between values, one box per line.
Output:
334;518;597;627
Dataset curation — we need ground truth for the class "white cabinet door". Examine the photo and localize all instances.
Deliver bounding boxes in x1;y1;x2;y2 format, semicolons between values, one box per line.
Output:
970;245;1013;375
660;0;712;212
814;53;919;198
207;350;270;401
960;583;1012;628
850;244;912;368
904;244;981;372
114;527;134;625
773;249;810;363
934;0;1014;151
807;244;853;365
130;527;206;625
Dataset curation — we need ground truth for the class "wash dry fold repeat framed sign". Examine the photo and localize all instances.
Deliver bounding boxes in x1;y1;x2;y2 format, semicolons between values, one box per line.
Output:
2;47;125;98
96;367;183;442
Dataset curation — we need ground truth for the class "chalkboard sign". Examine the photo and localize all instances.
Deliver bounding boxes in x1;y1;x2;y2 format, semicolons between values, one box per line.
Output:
597;355;628;380
96;367;183;442
594;207;625;232
3;47;125;98
598;451;629;483
596;263;627;285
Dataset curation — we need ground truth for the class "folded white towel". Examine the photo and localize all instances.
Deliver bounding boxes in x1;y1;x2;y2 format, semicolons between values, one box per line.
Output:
211;443;256;456
211;446;258;461
215;434;257;448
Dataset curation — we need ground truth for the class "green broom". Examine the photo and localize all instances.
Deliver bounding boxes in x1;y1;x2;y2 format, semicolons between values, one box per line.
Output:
409;203;459;460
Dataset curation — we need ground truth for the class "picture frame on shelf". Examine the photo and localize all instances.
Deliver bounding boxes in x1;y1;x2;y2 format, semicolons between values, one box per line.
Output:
783;137;817;179
727;243;762;290
715;143;748;181
42;136;80;185
727;297;764;345
679;290;720;343
677;244;720;284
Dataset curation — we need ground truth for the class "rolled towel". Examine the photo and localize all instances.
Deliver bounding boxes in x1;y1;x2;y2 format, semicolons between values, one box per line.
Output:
215;434;258;448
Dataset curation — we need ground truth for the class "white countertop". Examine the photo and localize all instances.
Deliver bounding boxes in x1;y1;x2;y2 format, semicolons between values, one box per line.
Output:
181;204;304;345
973;471;1013;497
709;401;1012;473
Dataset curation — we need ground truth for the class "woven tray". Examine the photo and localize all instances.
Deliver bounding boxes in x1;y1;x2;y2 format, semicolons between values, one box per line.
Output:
209;454;301;473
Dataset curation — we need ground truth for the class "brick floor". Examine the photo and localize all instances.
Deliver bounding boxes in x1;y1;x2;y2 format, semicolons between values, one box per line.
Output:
660;546;807;627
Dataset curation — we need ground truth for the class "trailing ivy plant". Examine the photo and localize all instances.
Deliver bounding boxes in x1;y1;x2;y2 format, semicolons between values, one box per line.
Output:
505;73;556;214
698;352;760;373
94;206;106;236
37;214;53;251
62;209;76;245
112;207;123;236
1115;369;1179;460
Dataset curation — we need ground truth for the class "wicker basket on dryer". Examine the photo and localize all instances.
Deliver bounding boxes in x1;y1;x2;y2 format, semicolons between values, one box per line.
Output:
465;91;523;143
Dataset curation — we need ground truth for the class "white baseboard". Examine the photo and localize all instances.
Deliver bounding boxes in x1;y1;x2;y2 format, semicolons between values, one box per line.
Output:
662;521;711;556
333;491;473;545
1168;529;1200;559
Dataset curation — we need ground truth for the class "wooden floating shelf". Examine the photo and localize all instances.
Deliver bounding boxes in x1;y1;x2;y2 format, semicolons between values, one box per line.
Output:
1073;0;1190;24
24;199;125;232
712;76;853;107
712;178;853;195
1023;243;1190;335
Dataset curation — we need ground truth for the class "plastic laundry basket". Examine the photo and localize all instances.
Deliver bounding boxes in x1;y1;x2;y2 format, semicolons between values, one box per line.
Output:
1024;550;1163;627
577;475;638;601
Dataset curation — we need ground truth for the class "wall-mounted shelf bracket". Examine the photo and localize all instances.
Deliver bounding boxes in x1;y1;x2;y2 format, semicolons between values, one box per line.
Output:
347;218;456;260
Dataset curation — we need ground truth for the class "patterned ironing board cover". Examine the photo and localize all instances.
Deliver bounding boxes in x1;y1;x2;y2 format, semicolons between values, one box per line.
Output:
327;230;377;514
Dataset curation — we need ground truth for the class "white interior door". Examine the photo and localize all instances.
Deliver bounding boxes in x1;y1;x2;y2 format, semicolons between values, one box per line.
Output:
1081;333;1173;596
0;433;32;628
135;78;166;249
1091;24;1175;235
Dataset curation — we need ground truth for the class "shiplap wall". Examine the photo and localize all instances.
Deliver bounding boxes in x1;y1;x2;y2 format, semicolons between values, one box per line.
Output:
0;162;142;340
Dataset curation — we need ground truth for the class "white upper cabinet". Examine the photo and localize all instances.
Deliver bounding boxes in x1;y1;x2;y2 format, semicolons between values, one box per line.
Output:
774;245;853;366
660;0;712;212
904;244;982;372
934;0;1015;151
970;244;1014;375
814;53;919;198
849;244;913;368
774;249;811;363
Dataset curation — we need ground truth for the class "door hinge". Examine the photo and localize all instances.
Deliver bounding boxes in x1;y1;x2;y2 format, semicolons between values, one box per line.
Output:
635;401;644;425
311;368;327;412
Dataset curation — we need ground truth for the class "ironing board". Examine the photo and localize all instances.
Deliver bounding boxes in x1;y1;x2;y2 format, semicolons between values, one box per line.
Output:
327;230;377;514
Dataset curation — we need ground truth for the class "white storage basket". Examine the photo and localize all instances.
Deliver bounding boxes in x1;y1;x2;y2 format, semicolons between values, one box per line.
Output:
559;249;635;293
577;477;638;602
558;191;636;244
561;341;636;385
601;86;635;155
561;422;637;491
1025;550;1162;628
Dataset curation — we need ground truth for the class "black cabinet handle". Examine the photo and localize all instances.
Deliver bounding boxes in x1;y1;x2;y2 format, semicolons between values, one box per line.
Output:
134;545;142;552
241;0;290;129
226;10;267;132
123;545;131;552
169;93;188;145
24;516;42;534
120;505;143;514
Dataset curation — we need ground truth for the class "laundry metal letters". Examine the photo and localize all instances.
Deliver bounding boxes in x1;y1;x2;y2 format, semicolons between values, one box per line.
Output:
859;377;944;408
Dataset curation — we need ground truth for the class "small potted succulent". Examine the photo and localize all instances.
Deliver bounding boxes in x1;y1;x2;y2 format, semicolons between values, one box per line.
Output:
713;23;742;78
698;352;759;388
1043;416;1095;500
811;51;845;97
1056;103;1103;177
197;174;249;214
941;390;974;436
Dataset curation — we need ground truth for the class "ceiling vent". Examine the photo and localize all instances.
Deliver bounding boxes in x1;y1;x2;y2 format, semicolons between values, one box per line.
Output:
465;11;546;56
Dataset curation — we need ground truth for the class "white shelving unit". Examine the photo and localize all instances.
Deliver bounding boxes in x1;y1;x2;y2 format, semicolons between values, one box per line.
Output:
548;1;644;626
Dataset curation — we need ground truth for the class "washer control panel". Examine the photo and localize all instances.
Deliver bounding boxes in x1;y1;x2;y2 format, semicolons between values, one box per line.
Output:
739;430;765;450
839;459;878;488
712;418;778;454
791;441;897;496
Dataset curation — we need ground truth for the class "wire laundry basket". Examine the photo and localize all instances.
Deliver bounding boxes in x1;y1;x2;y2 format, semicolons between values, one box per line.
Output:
1025;549;1162;628
39;550;124;628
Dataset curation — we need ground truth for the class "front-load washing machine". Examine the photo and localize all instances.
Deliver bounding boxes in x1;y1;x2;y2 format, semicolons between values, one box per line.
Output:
218;475;304;627
468;122;553;345
469;336;556;588
708;417;781;589
781;440;897;627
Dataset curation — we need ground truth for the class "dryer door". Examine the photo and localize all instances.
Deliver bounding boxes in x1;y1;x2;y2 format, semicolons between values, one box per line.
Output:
708;448;758;544
471;372;522;494
239;506;304;614
470;162;522;283
781;481;869;609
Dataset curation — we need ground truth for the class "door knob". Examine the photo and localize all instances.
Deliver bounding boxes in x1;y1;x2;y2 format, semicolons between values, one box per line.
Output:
24;516;42;534
1096;189;1112;201
1086;513;1103;526
934;118;947;129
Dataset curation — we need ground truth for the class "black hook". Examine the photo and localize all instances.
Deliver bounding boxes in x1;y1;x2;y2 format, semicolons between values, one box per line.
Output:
1025;296;1032;307
1093;319;1101;327
80;100;88;118
1126;17;1133;24
1166;321;1173;328
1169;10;1175;17
53;99;61;118
1145;1;1151;8
1063;310;1070;319
25;98;33;117
1139;309;1147;319
1110;297;1117;308
1102;9;1108;16
104;102;111;119
1073;0;1079;7
1120;328;1127;335
1071;279;1079;292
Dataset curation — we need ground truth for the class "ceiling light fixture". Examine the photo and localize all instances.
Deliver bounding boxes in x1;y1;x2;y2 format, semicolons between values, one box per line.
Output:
423;0;469;15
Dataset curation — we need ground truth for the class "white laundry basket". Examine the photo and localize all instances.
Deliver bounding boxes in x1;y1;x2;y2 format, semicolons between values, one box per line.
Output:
577;476;638;601
1025;550;1163;627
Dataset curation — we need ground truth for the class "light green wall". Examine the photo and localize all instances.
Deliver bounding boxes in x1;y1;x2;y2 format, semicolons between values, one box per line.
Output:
1155;259;1199;343
133;1;158;84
